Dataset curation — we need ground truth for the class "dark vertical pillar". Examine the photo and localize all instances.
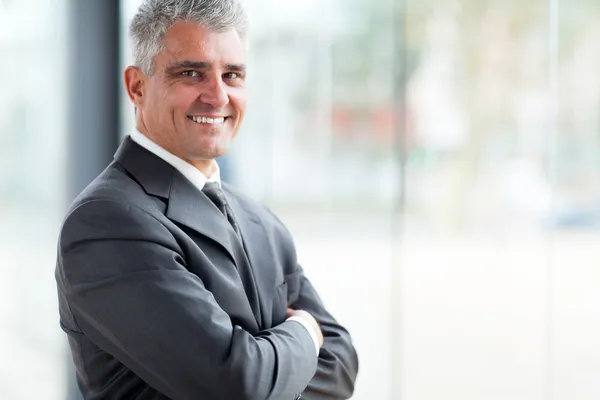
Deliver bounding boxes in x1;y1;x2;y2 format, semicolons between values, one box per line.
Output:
66;1;121;398
67;0;121;201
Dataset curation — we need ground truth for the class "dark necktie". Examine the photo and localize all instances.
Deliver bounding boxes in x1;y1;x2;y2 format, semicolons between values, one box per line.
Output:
202;182;241;236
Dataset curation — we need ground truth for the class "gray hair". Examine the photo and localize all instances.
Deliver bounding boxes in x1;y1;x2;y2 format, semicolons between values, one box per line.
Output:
129;0;249;75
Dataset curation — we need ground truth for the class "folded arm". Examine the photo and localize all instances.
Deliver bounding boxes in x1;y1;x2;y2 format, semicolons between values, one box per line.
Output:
57;199;318;400
290;268;359;399
264;208;359;399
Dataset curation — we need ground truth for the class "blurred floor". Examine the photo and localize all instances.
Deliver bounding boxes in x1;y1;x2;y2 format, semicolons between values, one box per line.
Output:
286;211;600;400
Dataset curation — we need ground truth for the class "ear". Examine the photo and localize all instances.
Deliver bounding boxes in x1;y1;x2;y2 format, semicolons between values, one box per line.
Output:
124;66;147;108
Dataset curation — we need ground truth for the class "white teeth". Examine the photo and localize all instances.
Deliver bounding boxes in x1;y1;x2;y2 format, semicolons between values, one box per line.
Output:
190;116;225;124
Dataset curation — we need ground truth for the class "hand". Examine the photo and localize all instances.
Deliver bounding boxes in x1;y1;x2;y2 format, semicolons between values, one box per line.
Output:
287;308;324;348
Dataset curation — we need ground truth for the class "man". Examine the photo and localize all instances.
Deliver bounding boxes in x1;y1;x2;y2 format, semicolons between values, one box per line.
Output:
55;0;358;399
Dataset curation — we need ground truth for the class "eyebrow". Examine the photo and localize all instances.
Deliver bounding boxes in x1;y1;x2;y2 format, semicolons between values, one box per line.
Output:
165;60;246;74
224;64;246;73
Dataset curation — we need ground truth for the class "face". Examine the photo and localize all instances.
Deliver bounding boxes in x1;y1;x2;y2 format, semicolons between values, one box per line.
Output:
125;21;247;172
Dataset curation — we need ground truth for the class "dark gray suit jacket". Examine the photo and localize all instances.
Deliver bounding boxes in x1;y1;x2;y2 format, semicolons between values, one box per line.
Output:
56;137;358;400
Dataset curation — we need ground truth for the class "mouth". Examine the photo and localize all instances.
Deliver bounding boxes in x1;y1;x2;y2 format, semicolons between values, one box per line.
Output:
187;115;230;125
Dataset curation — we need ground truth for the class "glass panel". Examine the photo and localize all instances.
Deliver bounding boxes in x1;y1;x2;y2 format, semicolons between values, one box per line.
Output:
0;0;68;398
398;0;600;399
399;1;551;399
551;1;600;399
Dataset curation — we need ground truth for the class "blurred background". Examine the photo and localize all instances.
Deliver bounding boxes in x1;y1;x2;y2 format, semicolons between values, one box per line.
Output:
1;0;600;398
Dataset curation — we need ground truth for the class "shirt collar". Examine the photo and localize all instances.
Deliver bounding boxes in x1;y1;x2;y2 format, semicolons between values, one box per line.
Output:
129;129;221;192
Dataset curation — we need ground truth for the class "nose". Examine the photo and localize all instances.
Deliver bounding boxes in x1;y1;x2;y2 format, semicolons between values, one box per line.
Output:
200;77;229;108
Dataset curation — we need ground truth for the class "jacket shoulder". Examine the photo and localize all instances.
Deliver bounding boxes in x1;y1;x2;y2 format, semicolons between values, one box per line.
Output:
68;161;160;214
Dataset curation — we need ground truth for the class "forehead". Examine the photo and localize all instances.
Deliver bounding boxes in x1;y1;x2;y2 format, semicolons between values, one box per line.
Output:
156;21;245;69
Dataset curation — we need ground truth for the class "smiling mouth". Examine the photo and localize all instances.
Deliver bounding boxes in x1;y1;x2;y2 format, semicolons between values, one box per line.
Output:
187;116;229;125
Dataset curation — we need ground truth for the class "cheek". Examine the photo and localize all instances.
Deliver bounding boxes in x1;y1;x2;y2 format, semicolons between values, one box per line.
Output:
164;85;200;114
230;93;247;119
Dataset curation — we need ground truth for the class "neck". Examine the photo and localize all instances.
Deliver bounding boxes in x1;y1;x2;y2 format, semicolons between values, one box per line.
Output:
192;159;216;178
135;122;216;179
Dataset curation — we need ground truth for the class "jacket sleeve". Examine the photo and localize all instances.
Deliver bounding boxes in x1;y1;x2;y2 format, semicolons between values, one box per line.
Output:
56;198;318;400
266;208;359;399
288;265;359;400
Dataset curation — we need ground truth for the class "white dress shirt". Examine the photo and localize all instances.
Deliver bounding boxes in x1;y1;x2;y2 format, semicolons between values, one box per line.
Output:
129;130;320;355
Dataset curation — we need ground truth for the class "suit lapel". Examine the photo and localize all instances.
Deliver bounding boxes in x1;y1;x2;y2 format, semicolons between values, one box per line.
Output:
114;137;236;263
225;187;277;329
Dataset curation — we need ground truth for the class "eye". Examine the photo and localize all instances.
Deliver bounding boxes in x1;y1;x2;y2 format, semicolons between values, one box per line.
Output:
223;72;240;80
181;70;200;77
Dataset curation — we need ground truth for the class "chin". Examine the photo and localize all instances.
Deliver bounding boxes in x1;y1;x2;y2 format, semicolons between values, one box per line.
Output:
192;142;230;160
